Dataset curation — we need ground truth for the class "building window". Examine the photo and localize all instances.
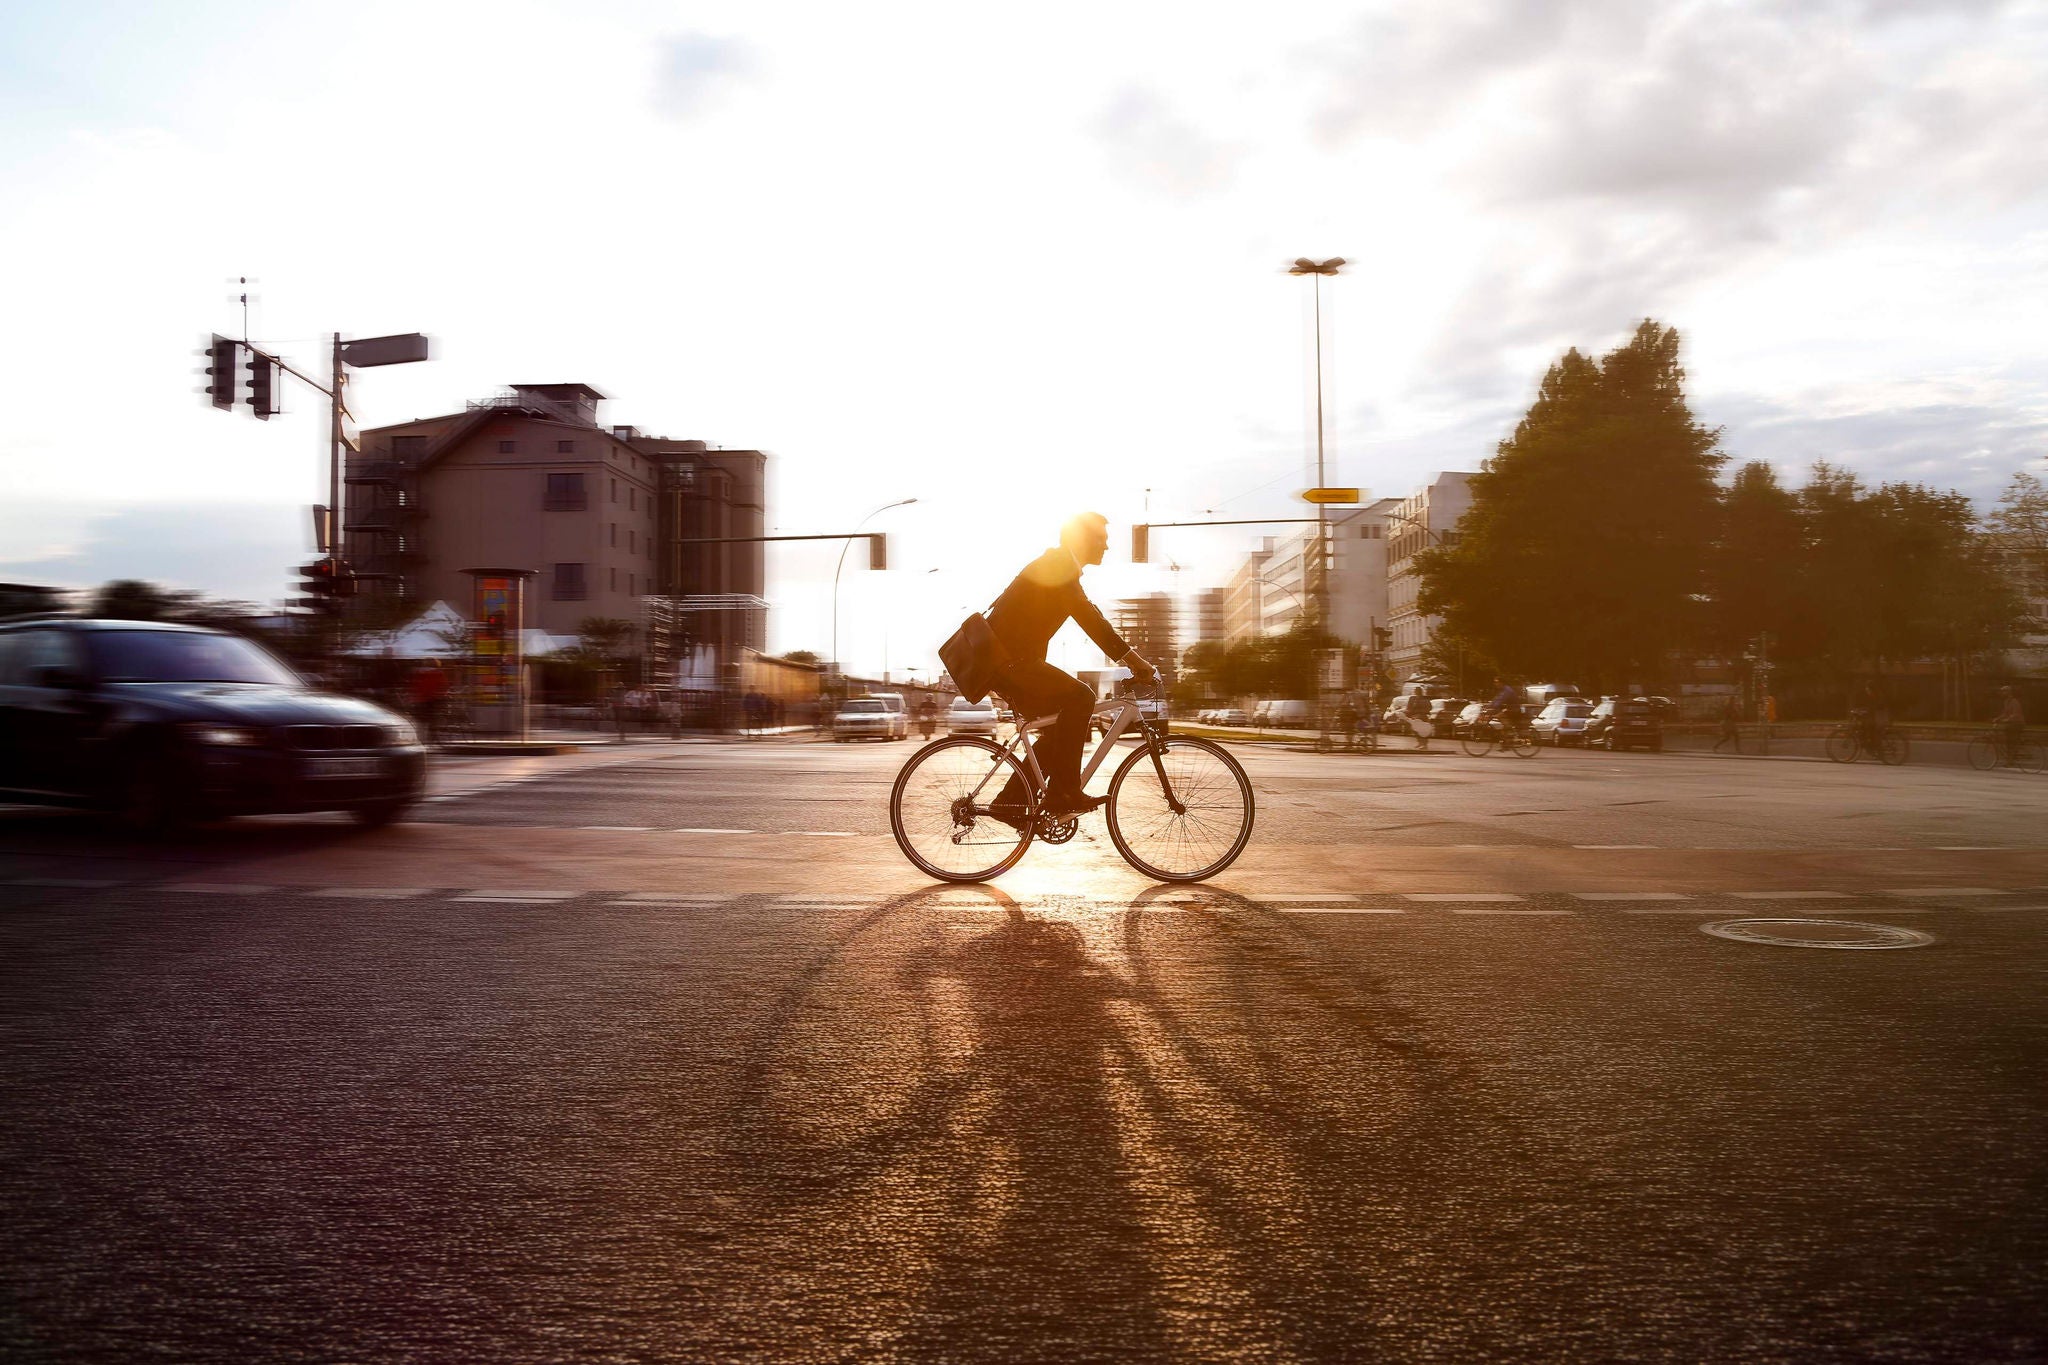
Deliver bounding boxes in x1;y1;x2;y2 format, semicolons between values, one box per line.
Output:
499;439;516;454
610;523;617;547
610;478;617;503
629;488;637;511
610;567;617;590
544;473;587;511
629;573;635;596
629;529;636;553
552;563;587;600
557;439;574;453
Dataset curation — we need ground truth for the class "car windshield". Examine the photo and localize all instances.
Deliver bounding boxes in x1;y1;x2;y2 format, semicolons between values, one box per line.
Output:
1563;703;1591;717
844;699;884;713
90;631;300;685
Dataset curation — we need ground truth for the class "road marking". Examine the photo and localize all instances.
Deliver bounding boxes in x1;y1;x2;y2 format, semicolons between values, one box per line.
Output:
1575;844;1658;849
8;877;126;889
451;890;580;903
675;827;753;834
1279;907;1406;914
1623;906;1735;915
1572;891;1690;901
1268;895;1364;904
1404;892;1525;903
580;825;655;832
786;830;858;837
1935;846;2004;851
1879;887;2006;897
1728;890;1853;900
161;883;272;895
314;887;434;899
606;893;733;908
1451;907;1575;915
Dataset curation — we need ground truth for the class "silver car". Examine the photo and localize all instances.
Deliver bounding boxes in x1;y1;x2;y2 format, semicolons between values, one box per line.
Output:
947;696;999;737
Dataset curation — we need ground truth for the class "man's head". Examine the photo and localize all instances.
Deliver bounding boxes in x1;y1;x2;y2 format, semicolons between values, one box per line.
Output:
1060;511;1111;567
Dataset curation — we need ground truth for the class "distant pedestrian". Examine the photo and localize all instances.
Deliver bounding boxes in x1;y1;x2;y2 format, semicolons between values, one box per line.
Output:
1713;694;1741;753
407;659;449;746
1403;689;1432;748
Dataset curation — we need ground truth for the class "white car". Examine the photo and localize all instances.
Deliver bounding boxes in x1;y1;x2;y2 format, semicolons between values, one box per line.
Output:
947;696;999;736
1215;707;1250;727
868;691;910;739
1530;696;1594;746
833;696;898;742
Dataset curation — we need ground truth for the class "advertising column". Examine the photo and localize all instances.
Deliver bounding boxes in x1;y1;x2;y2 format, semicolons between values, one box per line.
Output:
465;568;536;738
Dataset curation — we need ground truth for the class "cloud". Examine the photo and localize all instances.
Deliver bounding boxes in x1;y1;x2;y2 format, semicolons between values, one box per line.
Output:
1093;88;1239;197
0;501;309;604
652;33;756;119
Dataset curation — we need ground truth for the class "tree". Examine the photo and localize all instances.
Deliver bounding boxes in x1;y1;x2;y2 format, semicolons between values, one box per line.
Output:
1707;462;1806;657
1987;470;2048;634
777;649;822;667
1416;321;1724;689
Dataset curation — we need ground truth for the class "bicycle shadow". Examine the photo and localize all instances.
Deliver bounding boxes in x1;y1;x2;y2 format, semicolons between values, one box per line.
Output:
687;881;1576;1360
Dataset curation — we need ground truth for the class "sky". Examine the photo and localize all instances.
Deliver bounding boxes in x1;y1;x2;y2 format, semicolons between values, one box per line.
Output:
2;0;2045;679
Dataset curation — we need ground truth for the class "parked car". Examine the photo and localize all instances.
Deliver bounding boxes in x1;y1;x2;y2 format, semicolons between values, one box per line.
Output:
833;696;897;741
1530;696;1594;745
868;691;910;739
1215;707;1250;727
1452;701;1486;736
0;618;428;831
1264;699;1312;729
1426;696;1469;728
946;696;999;737
1524;682;1582;711
1586;696;1664;752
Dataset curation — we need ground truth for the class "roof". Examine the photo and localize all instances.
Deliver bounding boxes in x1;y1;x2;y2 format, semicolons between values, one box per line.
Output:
510;383;607;400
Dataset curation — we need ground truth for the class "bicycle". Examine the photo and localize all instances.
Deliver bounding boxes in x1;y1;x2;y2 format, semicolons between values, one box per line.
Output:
1966;727;2043;773
1461;712;1540;758
1825;710;1909;766
889;683;1255;883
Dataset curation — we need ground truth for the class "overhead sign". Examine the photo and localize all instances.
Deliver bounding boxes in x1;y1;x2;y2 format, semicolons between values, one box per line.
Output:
1302;487;1361;505
342;333;431;368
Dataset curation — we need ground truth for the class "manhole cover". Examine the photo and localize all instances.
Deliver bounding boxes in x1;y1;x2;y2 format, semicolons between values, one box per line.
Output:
1702;918;1935;950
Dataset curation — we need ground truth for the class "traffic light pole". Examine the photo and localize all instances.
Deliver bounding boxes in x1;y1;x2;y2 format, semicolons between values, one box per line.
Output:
329;334;346;571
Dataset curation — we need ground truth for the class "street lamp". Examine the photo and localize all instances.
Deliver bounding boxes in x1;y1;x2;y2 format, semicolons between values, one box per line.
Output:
832;497;916;683
1288;256;1345;640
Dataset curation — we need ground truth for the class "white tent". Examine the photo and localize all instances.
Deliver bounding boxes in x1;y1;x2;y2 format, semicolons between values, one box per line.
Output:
348;601;575;659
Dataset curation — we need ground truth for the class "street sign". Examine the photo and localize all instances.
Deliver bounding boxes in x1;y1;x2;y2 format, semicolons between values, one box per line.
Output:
1302;487;1361;505
342;333;431;368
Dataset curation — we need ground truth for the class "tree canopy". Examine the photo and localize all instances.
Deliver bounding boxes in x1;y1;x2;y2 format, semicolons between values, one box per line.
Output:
1415;320;1725;691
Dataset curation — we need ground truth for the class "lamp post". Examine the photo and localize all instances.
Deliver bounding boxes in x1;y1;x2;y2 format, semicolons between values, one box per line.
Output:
1287;256;1345;637
832;497;916;686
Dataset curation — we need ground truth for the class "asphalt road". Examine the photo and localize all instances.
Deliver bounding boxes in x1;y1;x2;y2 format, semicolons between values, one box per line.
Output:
3;736;2044;1363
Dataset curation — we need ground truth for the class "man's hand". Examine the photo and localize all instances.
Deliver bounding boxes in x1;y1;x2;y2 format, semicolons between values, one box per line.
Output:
1126;652;1159;684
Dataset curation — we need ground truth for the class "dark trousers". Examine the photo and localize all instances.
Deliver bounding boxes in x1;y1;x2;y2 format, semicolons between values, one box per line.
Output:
994;659;1095;807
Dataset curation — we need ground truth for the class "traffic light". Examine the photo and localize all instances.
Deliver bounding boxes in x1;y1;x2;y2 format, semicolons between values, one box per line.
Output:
295;559;354;616
867;532;887;571
1131;524;1149;564
1373;625;1393;651
205;335;238;409
247;351;275;419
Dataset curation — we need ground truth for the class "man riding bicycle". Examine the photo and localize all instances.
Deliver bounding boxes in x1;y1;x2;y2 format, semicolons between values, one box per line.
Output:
985;513;1157;825
1481;677;1521;734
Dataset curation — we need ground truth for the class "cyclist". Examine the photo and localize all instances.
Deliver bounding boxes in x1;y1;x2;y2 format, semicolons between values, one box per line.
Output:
985;513;1157;826
916;694;938;739
1996;685;2025;763
1480;676;1521;739
1336;696;1360;750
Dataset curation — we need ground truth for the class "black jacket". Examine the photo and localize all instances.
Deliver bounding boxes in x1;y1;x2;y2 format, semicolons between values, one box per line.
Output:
987;548;1129;667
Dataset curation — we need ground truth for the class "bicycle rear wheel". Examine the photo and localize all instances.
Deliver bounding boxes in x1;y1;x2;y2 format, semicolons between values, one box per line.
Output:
1968;733;1998;771
1824;728;1858;763
2019;738;2047;775
890;737;1035;882
1878;731;1909;766
1106;736;1254;882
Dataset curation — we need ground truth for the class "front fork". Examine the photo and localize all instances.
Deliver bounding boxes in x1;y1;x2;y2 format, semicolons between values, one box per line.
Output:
1140;722;1187;815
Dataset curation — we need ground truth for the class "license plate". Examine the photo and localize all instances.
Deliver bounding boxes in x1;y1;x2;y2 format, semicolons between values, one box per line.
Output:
308;756;382;779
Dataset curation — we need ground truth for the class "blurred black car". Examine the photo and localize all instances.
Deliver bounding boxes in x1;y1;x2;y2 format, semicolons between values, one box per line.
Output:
1585;696;1664;752
0;619;428;831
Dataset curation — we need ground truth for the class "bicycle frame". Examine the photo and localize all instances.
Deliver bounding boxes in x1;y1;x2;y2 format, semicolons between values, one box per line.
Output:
971;693;1183;814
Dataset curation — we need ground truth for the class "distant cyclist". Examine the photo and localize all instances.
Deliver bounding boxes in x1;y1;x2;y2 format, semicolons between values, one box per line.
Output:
1996;685;2025;761
1482;677;1521;735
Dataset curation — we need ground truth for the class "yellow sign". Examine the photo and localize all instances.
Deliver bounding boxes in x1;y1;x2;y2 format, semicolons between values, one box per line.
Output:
1302;487;1361;505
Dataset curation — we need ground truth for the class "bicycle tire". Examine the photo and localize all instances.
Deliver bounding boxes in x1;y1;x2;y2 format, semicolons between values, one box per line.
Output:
1968;733;1998;771
2019;738;2047;775
1824;728;1858;763
1508;728;1541;758
889;737;1036;882
1878;731;1909;766
1105;736;1255;882
1461;730;1495;757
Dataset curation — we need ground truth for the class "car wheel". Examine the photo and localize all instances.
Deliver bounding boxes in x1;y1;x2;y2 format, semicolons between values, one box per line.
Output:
117;750;189;838
353;796;412;827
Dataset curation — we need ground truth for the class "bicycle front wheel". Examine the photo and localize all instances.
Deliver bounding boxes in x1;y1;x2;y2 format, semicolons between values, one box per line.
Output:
1968;733;1997;770
1461;730;1495;757
1824;728;1858;763
1878;731;1909;766
1508;728;1541;758
890;737;1035;882
2018;738;2047;775
1106;737;1255;882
